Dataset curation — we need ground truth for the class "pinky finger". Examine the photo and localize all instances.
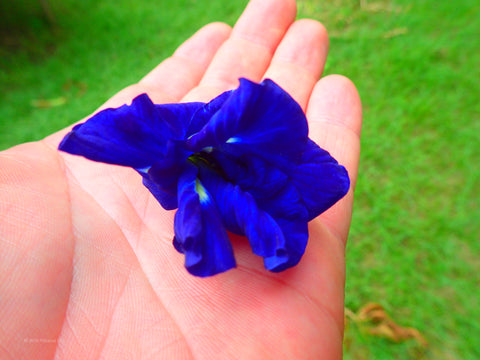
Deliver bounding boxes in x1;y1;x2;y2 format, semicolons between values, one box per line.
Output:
306;75;363;243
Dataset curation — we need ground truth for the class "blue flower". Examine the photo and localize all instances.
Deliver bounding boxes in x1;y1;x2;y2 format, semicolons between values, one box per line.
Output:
59;78;350;277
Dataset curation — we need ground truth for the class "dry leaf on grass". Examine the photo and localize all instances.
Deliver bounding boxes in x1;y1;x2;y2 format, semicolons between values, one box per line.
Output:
345;302;428;347
31;97;67;109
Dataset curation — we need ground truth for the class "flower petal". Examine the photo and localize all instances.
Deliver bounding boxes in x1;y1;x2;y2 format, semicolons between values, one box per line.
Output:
263;219;308;272
186;78;308;167
186;89;233;137
173;163;236;277
259;182;309;221
59;94;203;169
198;165;308;272
155;101;205;139
208;150;289;201
141;140;193;210
293;140;350;220
141;175;178;210
198;165;286;258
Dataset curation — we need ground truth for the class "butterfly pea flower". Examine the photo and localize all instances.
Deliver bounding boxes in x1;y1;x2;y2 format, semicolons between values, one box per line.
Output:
59;78;350;277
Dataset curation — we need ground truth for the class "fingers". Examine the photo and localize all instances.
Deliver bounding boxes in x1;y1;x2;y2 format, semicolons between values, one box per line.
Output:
103;22;232;108
307;75;363;243
140;22;232;102
183;0;297;102
263;19;329;110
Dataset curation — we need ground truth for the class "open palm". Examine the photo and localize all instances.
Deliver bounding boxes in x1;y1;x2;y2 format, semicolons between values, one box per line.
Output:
0;0;362;359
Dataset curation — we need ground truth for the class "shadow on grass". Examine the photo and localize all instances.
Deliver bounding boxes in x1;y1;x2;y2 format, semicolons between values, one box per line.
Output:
0;0;60;63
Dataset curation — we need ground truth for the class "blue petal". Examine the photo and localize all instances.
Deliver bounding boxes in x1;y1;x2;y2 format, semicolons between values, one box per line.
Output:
197;165;286;258
198;165;309;272
155;101;205;139
203;150;309;222
263;220;308;272
293;140;350;220
173;163;236;277
186;89;233;137
186;78;308;167
59;94;203;169
259;182;309;221
207;150;289;201
141;140;193;210
141;175;178;210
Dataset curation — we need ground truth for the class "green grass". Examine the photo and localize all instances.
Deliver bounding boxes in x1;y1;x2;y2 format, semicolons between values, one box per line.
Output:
300;1;479;358
1;0;479;359
0;0;249;146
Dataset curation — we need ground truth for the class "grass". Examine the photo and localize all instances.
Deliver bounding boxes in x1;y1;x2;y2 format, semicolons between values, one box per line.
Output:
1;0;479;358
300;1;479;358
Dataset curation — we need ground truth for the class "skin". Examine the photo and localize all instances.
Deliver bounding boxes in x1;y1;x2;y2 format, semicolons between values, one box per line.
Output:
0;0;362;359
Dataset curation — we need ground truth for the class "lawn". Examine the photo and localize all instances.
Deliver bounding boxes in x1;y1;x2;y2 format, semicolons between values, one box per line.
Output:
1;0;479;359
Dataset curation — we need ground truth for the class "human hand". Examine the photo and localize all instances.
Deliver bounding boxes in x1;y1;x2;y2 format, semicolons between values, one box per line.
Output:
0;0;361;359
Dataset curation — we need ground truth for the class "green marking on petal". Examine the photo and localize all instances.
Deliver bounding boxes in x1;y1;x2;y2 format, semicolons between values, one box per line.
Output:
226;137;241;144
195;179;209;204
